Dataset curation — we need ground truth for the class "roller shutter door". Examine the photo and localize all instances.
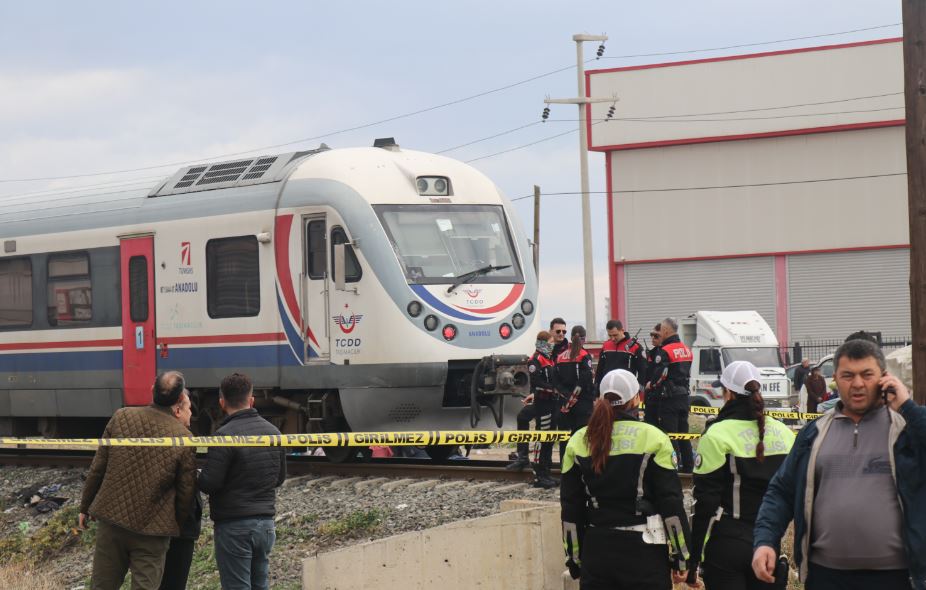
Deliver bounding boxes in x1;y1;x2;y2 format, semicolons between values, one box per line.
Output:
625;257;776;335
788;249;909;341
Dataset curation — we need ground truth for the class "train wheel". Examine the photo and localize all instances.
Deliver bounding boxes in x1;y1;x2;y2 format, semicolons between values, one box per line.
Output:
323;445;360;463
425;445;460;463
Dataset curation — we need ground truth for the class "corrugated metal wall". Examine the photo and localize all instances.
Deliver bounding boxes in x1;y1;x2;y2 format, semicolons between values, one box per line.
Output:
788;249;910;341
625;257;777;335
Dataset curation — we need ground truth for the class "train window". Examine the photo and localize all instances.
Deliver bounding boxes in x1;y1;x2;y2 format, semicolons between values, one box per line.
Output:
47;252;92;327
206;236;260;318
330;227;362;283
128;256;148;322
306;220;326;280
0;257;32;329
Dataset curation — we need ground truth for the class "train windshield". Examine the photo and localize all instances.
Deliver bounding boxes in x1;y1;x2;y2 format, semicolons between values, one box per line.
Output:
375;204;523;284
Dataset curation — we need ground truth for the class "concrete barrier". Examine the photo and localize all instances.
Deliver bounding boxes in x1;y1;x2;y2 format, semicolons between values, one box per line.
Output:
303;500;567;589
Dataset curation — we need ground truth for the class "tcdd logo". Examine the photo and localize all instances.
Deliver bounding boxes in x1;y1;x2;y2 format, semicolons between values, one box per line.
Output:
180;242;191;266
333;304;363;334
463;288;482;298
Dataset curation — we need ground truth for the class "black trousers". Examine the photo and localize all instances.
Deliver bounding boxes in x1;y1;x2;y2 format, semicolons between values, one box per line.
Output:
658;394;693;471
559;398;593;463
514;396;556;470
580;527;671;590
702;522;785;590
158;537;195;590
643;396;661;428
806;562;911;590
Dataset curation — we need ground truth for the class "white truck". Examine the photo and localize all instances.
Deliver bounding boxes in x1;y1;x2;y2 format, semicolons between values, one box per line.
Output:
679;311;793;409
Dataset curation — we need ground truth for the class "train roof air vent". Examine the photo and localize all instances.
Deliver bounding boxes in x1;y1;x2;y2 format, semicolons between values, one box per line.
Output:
148;146;330;198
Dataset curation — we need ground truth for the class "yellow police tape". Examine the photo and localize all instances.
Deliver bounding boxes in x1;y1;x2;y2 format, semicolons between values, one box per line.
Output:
2;430;700;446
687;405;823;421
0;430;572;448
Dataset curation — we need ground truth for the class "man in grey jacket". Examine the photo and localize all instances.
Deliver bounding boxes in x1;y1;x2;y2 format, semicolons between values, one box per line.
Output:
199;373;286;590
753;339;926;590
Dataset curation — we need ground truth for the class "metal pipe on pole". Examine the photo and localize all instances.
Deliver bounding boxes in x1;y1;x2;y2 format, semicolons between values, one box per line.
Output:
533;184;541;277
903;0;926;404
544;33;612;337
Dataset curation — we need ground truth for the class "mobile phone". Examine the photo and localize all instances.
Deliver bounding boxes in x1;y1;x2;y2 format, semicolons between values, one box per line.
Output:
879;371;896;403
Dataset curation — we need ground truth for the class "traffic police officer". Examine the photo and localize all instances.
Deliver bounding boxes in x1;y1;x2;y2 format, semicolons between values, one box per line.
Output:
645;317;695;473
561;369;691;589
595;320;647;388
688;361;794;589
505;330;558;489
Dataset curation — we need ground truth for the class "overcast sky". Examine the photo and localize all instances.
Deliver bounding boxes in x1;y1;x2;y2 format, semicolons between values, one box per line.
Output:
0;1;901;336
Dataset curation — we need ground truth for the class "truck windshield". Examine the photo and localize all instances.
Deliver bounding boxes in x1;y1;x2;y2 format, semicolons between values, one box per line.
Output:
374;204;523;284
721;347;783;368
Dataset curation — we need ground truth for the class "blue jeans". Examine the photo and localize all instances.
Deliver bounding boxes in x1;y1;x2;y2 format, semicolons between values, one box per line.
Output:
214;518;276;590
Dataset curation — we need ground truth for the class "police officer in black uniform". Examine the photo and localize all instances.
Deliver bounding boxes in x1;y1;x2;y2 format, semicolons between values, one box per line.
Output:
556;325;595;460
505;330;558;488
643;323;663;429
561;369;691;589
595;319;648;388
645;317;694;473
550;317;570;358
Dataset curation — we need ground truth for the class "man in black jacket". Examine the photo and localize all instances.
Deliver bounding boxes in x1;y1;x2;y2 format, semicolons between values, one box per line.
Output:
199;373;286;590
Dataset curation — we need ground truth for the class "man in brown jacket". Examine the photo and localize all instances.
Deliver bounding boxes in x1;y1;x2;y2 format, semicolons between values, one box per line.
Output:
79;371;197;590
804;365;827;414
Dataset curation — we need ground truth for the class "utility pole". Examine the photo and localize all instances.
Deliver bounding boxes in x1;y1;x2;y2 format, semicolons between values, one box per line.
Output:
533;185;541;277
545;33;614;337
903;0;926;404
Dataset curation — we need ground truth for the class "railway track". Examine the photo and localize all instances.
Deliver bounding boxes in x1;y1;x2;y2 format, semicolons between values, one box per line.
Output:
0;448;545;483
0;448;692;484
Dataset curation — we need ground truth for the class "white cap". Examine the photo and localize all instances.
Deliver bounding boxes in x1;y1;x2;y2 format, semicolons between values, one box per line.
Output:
714;360;762;395
599;369;641;405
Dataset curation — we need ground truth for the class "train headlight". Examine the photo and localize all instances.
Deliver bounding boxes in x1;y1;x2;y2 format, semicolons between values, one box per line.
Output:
407;301;423;317
424;314;440;331
442;325;458;341
499;323;513;339
416;176;451;196
511;313;525;330
520;299;534;315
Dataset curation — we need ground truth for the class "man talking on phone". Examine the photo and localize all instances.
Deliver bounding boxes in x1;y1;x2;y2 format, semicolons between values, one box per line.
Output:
752;339;926;590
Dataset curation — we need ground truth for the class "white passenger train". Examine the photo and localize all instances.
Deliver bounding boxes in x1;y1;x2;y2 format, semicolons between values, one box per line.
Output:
0;140;538;457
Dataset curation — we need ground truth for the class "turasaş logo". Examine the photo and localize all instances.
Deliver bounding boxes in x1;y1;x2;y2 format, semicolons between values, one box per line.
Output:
180;241;191;266
333;303;363;334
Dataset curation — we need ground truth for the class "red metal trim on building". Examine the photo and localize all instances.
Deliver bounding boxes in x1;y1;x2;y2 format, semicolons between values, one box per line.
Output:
774;255;789;347
588;37;901;76
589;120;906;152
585;37;903;152
619;244;909;265
605;155;619;322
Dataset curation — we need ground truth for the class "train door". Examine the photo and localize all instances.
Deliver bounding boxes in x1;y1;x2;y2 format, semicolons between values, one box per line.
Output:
302;214;330;361
119;235;156;405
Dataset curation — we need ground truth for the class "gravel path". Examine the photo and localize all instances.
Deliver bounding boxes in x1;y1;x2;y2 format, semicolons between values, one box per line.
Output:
0;463;558;589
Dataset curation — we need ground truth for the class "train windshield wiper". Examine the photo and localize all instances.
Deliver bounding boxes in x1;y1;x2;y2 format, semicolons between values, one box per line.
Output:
446;264;511;294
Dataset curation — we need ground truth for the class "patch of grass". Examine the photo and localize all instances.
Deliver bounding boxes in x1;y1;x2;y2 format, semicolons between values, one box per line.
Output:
0;505;84;566
186;530;221;590
317;509;384;538
0;563;62;590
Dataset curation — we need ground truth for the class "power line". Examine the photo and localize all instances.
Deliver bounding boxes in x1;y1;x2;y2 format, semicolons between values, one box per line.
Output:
437;122;542;153
0;176;163;203
0;24;904;184
598;23;901;61
510;172;907;201
0;65;580;184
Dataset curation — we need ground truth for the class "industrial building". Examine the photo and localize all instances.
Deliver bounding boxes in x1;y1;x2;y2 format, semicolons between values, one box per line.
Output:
587;38;909;347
